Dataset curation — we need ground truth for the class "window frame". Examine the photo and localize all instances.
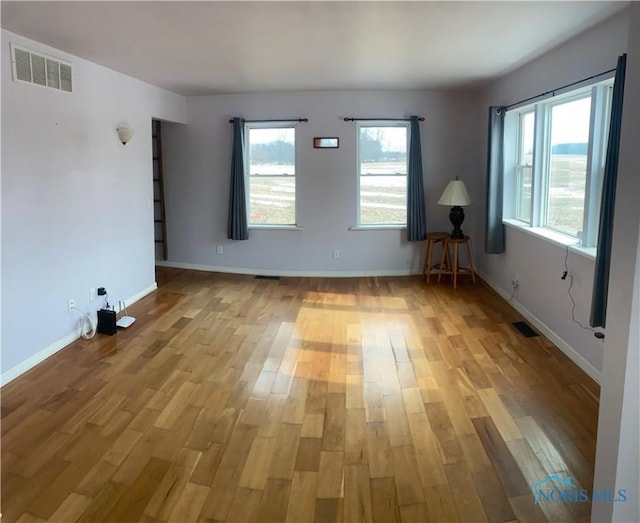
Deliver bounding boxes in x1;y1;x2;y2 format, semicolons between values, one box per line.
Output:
514;110;535;223
505;78;614;248
244;121;298;228
356;120;410;227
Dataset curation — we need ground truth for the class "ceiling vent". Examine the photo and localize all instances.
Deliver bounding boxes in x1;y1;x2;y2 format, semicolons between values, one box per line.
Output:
11;44;72;93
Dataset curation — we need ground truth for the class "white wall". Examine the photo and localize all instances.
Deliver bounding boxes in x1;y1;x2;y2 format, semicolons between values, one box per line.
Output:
1;30;187;383
593;4;640;521
161;89;480;276
476;9;630;377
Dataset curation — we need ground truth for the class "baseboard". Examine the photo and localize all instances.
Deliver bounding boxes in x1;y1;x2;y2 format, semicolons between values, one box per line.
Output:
0;330;82;387
476;269;602;384
0;282;158;387
125;282;158;307
155;260;417;278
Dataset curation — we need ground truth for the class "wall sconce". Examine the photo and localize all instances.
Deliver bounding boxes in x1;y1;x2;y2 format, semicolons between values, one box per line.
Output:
117;127;134;145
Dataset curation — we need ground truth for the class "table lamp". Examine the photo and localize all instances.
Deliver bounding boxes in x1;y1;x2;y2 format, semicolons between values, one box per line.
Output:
438;178;471;239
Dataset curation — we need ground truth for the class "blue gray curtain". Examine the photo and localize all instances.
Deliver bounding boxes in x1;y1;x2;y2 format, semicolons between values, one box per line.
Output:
227;117;248;240
590;54;627;328
407;115;427;241
485;106;506;254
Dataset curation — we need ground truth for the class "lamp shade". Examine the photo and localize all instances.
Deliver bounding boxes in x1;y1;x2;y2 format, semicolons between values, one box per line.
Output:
117;127;134;145
437;180;471;206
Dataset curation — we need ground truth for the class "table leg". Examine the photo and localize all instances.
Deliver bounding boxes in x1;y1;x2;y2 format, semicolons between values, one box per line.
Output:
453;243;459;289
425;240;433;283
438;242;448;283
465;239;476;284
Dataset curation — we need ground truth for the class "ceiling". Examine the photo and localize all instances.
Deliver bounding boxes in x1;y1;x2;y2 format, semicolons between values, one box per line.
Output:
0;1;628;96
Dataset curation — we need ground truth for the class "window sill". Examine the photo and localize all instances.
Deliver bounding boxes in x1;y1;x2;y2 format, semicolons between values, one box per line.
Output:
503;219;596;261
349;225;407;231
249;225;304;231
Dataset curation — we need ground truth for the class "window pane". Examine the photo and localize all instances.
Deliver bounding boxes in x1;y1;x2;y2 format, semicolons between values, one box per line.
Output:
248;128;295;175
360;176;407;225
516;112;534;221
359;125;408;225
249;177;295;224
247;126;295;225
546;97;591;237
516;166;533;222
360;127;407;175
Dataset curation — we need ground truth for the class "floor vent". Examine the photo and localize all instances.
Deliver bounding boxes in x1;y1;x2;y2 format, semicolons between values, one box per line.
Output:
255;275;280;280
512;321;539;338
11;44;72;93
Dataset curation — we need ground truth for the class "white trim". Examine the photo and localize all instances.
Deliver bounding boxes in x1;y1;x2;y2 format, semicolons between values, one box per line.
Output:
476;269;601;384
156;260;416;278
0;283;158;386
1;330;81;387
503;219;596;261
124;282;158;306
249;225;304;231
349;225;406;231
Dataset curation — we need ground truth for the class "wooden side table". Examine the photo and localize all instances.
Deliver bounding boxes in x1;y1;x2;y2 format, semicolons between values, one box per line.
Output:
423;232;450;283
438;235;476;288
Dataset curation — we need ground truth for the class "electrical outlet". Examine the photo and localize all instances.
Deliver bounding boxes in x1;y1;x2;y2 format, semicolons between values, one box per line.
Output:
90;287;96;301
511;278;519;288
217;245;223;255
68;298;75;312
333;249;340;259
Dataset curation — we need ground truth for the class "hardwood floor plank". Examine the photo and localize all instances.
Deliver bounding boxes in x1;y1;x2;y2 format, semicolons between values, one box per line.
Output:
391;444;425;506
166;482;209;523
295;437;323;472
224;487;263;523
472;467;517;523
343;464;373;523
285;471;318;523
444;462;489;523
472;417;531;498
144;448;202;520
423;484;460;522
47;492;92;523
366;422;393;479
238;436;278;490
370;477;401;523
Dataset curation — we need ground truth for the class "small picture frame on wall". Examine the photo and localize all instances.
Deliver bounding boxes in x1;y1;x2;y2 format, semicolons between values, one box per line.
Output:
314;137;339;149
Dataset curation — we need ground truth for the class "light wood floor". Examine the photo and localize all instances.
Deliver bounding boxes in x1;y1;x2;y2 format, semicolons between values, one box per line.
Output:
1;268;599;522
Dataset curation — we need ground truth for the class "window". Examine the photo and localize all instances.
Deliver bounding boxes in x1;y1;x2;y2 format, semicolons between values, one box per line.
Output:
245;123;296;226
506;80;613;246
357;122;409;226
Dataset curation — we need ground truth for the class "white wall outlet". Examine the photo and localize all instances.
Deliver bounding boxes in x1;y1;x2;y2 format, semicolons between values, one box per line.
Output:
68;298;75;312
333;249;340;259
217;245;223;254
90;287;96;301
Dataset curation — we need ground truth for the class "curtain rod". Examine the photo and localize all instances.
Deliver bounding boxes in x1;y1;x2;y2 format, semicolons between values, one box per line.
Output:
228;118;308;123
343;117;425;122
503;67;616;111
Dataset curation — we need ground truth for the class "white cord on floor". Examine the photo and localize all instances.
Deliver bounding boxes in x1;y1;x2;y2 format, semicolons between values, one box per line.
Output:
70;306;97;339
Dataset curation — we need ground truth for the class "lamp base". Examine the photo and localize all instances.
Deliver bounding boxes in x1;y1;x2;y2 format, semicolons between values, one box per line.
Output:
449;206;465;239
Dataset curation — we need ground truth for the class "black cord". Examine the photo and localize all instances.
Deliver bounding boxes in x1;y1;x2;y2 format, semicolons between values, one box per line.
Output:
564;245;595;333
